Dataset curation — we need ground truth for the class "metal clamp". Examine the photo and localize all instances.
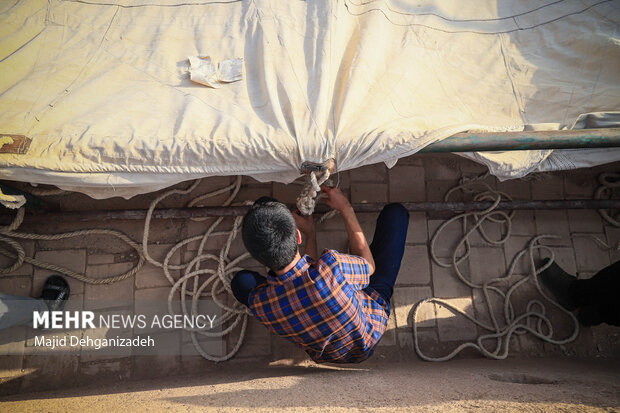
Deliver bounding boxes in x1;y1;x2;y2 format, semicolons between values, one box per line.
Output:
300;159;336;175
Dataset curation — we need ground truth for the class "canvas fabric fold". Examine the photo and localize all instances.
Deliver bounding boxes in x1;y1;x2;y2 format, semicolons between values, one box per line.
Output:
0;0;618;198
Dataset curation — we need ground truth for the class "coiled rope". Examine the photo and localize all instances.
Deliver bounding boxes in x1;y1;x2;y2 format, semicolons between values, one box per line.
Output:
0;178;253;361
595;172;620;227
0;206;145;284
415;174;580;361
142;176;253;362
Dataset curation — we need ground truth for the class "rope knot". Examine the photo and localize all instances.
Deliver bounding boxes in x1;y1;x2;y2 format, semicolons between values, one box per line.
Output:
296;169;331;216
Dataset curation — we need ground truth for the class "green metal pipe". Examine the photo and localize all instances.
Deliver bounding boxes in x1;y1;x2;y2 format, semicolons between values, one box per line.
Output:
419;128;620;153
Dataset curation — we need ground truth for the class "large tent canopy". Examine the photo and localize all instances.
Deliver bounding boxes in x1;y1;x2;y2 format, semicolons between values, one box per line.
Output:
1;0;619;198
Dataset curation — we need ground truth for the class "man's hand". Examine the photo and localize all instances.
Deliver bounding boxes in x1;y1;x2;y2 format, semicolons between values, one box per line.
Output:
292;210;315;236
321;185;352;212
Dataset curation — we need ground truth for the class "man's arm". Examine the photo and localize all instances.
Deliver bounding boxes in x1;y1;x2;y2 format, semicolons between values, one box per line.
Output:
321;186;375;275
293;211;318;261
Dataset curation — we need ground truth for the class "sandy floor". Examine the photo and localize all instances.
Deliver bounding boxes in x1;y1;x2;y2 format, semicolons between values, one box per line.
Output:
1;357;618;412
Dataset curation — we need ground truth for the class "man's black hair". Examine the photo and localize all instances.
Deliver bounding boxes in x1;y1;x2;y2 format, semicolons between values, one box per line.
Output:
241;196;298;270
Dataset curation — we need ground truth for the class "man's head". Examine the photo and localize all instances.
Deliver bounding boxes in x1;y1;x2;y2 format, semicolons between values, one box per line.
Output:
242;197;300;271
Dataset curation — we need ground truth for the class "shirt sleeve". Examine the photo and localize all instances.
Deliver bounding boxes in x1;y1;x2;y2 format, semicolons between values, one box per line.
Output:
328;250;371;290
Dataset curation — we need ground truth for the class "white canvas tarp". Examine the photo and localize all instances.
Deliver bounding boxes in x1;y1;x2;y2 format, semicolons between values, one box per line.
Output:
0;0;619;198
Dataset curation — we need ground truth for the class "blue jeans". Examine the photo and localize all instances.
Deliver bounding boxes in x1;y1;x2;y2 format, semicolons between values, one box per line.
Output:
364;203;409;302
231;203;409;306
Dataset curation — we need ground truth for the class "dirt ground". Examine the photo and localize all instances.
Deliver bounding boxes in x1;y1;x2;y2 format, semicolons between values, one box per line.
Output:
0;357;618;412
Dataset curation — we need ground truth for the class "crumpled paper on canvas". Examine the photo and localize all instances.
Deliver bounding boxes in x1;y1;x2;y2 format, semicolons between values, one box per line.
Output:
188;56;243;88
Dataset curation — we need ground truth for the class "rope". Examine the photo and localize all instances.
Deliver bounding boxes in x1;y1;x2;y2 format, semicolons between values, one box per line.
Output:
595;172;620;227
416;174;580;361
142;176;254;362
296;169;331;216
0;206;145;284
0;176;255;361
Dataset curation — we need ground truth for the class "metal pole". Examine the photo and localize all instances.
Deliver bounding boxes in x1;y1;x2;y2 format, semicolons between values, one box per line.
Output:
301;128;620;175
419;128;620;153
2;199;618;224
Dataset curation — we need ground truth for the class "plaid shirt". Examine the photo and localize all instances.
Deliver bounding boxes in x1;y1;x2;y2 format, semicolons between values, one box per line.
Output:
248;249;390;363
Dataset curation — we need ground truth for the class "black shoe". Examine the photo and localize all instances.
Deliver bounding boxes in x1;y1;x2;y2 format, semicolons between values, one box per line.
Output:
539;258;578;311
40;275;70;312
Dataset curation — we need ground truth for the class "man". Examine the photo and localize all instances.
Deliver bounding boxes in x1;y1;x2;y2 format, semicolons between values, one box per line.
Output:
231;186;408;363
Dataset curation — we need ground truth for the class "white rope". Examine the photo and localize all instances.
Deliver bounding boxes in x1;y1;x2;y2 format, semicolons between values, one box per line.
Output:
416;174;580;361
142;176;254;362
0;206;145;284
572;233;620;251
595;172;620;227
296;169;331;216
0;177;253;361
